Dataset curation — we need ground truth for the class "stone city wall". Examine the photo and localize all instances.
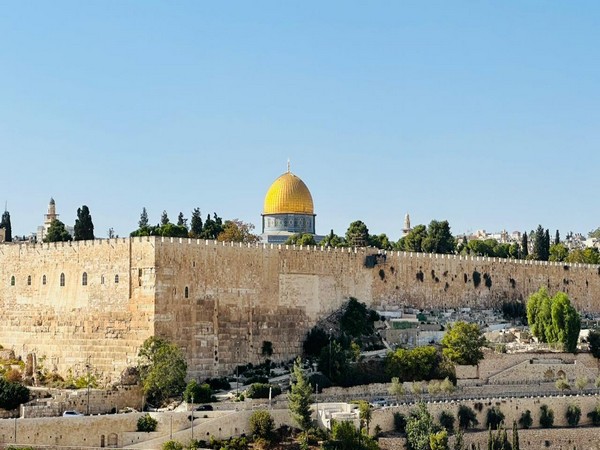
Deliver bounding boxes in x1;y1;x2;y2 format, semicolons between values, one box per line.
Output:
1;237;599;380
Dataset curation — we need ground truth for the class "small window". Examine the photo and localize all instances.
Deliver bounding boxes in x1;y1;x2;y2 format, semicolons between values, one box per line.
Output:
185;286;189;299
60;273;65;287
101;275;104;285
10;276;15;286
114;274;119;284
42;275;47;285
82;272;88;286
27;275;32;286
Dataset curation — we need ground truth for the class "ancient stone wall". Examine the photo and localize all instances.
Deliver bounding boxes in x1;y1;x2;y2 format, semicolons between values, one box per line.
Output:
1;237;599;381
0;238;156;382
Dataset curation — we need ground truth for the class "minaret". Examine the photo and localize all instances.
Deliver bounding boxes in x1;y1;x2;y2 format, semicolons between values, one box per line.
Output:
44;197;58;228
402;213;412;236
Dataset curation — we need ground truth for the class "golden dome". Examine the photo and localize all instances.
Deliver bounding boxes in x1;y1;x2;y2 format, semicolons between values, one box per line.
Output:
263;171;314;215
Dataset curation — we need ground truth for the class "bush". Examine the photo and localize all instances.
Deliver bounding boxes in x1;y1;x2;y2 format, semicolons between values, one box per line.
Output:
0;378;30;410
205;377;231;391
518;410;533;429
4;369;22;383
566;404;581;427
439;411;455;432
137;413;158;432
161;440;183;450
183;380;212;403
539;405;554;428
393;412;407;433
246;383;281;399
249;410;274;439
587;406;600;426
486;406;505;430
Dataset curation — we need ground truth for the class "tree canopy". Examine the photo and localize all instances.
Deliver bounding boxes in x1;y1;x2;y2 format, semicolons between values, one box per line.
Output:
441;322;485;365
288;357;313;430
345;220;370;247
526;287;581;352
137;337;187;405
284;233;316;246
44;219;72;242
217;219;260;243
74;205;95;240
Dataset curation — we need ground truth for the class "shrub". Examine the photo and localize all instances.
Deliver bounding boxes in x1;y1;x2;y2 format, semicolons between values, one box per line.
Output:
137;413;158;432
458;405;479;430
486;406;505;430
539;405;554;428
205;377;231;391
587;406;600;426
566;404;581;427
249;410;274;439
0;378;30;410
518;410;533;429
393;412;407;433
439;411;455;432
4;369;22;383
161;440;183;450
246;383;281;399
183;380;213;403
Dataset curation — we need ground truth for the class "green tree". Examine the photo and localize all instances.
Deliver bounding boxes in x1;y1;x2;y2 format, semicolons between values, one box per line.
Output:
320;229;345;247
385;346;438;381
457;405;478;430
520;232;528;259
587;405;600;426
74;205;95;240
422;220;455;254
0;378;30;410
44;219;72;242
511;421;519;450
189;208;203;237
588;330;600;358
160;210;169;226
139;207;149;228
162;441;183;450
200;213;224;239
137;337;187;405
137;413;158;432
575;376;588;391
218;219;260;243
549;243;569;262
370;233;393;250
176;212;186;228
533;225;548;260
453;429;465;450
288;357;313;430
554;230;560;246
566;247;600;264
539;404;554;428
358;400;372;435
555;376;570;393
318;340;350;383
394;412;408;433
249;409;274;440
404;225;427;253
183;380;213;403
430;430;449;450
441;322;485;365
284;233;317;246
389;377;405;401
345;220;370;247
0;210;12;242
566;404;581;426
329;420;379;450
526;288;581;352
406;402;439;450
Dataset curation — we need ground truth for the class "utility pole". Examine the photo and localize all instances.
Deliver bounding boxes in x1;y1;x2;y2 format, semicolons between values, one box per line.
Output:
85;359;91;415
191;394;194;441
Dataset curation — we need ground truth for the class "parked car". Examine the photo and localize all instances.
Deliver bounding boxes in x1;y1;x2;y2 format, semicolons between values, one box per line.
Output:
62;410;84;417
195;404;213;411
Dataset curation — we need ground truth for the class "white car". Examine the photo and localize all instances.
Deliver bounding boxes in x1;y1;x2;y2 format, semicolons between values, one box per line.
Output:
62;410;84;417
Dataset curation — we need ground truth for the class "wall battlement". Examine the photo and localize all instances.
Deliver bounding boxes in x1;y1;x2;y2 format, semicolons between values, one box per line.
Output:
1;236;599;381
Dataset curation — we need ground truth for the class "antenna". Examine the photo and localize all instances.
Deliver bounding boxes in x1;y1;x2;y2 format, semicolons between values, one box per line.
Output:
287;158;291;173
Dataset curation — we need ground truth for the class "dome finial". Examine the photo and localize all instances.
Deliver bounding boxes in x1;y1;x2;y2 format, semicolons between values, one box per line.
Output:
287;158;291;173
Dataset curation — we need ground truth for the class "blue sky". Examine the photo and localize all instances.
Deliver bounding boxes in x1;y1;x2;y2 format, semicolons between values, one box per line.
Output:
1;1;598;240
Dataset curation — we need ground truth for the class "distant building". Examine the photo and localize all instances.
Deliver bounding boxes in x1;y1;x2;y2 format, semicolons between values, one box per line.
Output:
261;165;322;244
402;213;412;236
36;198;73;242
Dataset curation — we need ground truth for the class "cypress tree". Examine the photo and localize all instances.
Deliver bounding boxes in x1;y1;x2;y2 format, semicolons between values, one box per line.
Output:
544;229;551;261
74;205;94;241
190;208;203;237
555;230;560;246
139;207;149;228
521;232;528;259
533;225;546;260
160;210;169;226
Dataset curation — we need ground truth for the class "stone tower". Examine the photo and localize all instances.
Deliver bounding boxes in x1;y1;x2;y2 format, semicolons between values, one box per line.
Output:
403;213;412;236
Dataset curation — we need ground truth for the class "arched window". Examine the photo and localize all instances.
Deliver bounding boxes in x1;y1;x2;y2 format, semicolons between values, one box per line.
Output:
27;275;32;286
42;275;47;285
185;286;189;299
82;272;88;286
114;274;119;284
10;276;15;286
60;273;65;287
